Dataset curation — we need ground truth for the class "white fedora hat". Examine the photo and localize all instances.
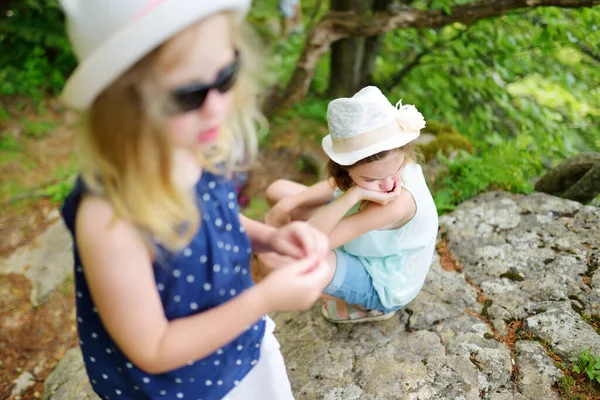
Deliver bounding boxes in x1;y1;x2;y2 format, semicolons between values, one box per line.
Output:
322;86;426;166
59;0;251;110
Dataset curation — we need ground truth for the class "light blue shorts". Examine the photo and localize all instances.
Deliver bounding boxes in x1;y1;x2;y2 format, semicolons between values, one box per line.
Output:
323;249;403;314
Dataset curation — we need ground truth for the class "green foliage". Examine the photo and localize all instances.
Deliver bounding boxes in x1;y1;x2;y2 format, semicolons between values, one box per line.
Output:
0;134;23;165
241;197;270;221
557;349;600;399
247;0;330;94
0;134;21;152
44;179;73;203
265;94;329;147
0;0;76;101
432;134;543;212
418;121;474;161
572;349;600;385
290;97;329;123
42;162;78;204
376;7;600;164
384;6;599;211
20;119;57;138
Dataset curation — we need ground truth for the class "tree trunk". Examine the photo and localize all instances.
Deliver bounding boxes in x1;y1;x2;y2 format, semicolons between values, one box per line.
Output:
329;36;365;97
328;0;371;98
358;34;382;88
359;0;392;87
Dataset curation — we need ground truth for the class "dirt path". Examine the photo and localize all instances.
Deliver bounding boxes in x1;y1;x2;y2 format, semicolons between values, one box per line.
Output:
0;274;77;399
0;99;76;259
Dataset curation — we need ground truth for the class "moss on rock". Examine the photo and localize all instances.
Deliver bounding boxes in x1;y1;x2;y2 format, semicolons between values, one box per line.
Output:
418;120;474;162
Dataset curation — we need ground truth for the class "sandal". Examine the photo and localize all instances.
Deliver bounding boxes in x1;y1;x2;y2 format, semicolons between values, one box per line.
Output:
321;300;397;324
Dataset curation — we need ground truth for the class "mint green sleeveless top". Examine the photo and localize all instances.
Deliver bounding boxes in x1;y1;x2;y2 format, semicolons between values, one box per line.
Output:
334;163;438;308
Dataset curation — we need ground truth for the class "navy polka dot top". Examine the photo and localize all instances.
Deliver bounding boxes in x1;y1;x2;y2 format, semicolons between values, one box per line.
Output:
61;171;266;400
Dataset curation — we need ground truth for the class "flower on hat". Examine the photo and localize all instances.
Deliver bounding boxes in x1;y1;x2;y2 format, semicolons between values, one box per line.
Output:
396;102;426;133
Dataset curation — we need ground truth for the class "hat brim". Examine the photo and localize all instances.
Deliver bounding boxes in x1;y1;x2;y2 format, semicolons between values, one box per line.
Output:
322;131;420;166
61;0;250;110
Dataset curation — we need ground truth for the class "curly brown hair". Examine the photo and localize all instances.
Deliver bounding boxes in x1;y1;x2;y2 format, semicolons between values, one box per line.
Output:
327;143;422;192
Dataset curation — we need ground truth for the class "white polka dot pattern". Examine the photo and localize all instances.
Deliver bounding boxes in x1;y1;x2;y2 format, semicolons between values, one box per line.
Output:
65;172;264;399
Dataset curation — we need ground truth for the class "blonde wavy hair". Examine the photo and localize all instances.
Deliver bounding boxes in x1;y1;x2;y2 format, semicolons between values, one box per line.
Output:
79;12;265;251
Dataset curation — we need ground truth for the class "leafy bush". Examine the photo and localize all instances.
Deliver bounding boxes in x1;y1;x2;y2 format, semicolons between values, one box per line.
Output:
432;134;544;212
376;7;600;163
0;0;76;102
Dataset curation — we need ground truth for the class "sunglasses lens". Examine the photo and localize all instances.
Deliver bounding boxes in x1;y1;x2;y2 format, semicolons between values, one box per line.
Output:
216;58;240;94
172;89;209;114
169;52;240;115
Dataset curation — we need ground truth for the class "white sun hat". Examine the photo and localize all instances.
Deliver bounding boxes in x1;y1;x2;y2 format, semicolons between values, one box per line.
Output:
322;86;426;166
59;0;251;110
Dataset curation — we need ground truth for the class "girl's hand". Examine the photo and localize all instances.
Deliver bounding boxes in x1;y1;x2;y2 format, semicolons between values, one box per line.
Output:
269;221;329;260
256;252;295;271
260;255;331;312
356;183;403;205
265;199;294;227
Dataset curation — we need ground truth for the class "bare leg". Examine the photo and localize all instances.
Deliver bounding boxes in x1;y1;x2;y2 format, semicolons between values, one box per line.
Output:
256;180;330;278
265;179;306;207
265;179;329;222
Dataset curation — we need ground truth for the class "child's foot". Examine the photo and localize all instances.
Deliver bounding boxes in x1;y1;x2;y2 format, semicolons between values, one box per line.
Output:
321;300;396;324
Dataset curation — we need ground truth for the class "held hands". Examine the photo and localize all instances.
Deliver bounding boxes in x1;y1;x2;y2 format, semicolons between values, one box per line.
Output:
255;220;328;275
261;255;331;312
268;221;329;260
259;221;331;312
354;182;403;205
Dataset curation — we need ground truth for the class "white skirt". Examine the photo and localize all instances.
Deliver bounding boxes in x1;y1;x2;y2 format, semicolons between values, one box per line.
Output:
222;317;294;400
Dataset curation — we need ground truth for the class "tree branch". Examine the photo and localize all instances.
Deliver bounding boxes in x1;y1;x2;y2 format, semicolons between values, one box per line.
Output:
383;27;470;91
269;0;600;114
329;0;599;36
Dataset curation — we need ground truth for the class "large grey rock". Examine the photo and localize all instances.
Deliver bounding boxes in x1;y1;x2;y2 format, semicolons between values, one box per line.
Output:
274;307;484;400
488;393;528;400
441;192;598;332
42;347;98;400
515;340;562;400
524;301;600;359
41;192;600;400
0;220;73;306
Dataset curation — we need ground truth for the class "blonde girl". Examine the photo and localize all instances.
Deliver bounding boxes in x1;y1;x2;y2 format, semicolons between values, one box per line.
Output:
58;1;331;399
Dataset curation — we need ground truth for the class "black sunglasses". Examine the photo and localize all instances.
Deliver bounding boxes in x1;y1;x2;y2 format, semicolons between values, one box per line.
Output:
169;51;240;114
